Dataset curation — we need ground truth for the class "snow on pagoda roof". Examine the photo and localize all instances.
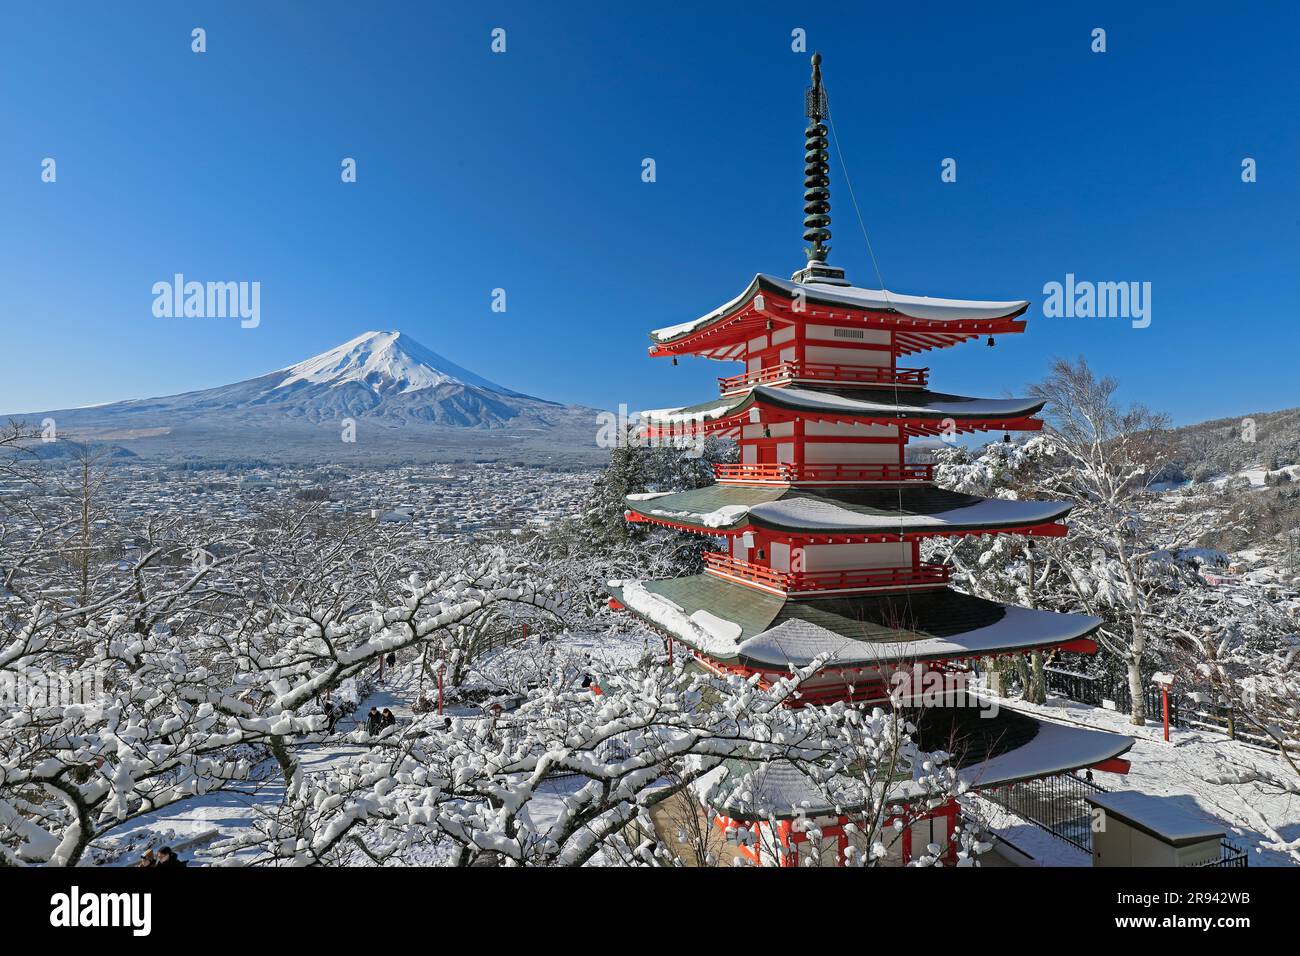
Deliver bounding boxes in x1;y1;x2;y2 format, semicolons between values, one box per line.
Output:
735;606;1099;668
625;484;1072;535
609;574;1099;668
650;274;1031;344
702;709;1134;821
640;385;1045;426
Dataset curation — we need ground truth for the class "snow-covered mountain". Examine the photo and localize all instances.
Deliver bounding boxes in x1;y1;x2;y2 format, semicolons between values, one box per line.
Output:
18;331;603;463
274;331;529;400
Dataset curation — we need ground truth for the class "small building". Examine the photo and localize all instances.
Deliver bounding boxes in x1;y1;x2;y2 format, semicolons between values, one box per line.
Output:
1086;791;1224;867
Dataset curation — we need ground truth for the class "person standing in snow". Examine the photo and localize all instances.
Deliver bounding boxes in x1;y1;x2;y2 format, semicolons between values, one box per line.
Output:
381;708;396;730
155;847;186;868
367;707;382;736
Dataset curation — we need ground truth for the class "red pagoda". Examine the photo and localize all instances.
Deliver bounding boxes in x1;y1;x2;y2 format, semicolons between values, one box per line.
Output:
608;54;1133;866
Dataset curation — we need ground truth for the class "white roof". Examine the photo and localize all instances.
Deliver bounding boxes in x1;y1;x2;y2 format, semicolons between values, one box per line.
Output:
639;494;1070;534
735;605;1100;668
616;579;1098;666
651;274;1030;343
640;385;1041;425
1084;791;1224;843
960;718;1133;790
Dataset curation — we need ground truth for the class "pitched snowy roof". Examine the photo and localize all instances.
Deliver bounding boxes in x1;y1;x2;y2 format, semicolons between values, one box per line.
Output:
704;707;1134;820
640;385;1045;426
650;274;1030;345
626;484;1072;535
607;574;1101;668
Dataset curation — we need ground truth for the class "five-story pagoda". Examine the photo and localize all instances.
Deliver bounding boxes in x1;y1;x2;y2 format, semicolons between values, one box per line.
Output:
608;54;1133;865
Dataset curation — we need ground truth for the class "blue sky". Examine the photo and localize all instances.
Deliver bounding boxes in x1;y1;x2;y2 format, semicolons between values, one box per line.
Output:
1;2;1296;425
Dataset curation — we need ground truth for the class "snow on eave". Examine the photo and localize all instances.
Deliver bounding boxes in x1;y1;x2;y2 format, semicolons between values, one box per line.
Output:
745;496;1073;533
755;275;1030;323
734;605;1101;669
614;580;745;658
638;386;1044;425
750;385;1045;420
958;716;1134;791
648;274;1030;344
625;493;1073;535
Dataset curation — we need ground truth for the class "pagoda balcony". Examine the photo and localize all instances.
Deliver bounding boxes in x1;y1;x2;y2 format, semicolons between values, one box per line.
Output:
702;552;951;596
712;462;934;484
717;361;929;395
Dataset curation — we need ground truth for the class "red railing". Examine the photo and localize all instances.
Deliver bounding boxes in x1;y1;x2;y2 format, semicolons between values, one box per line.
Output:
703;552;950;594
717;361;928;394
712;462;934;483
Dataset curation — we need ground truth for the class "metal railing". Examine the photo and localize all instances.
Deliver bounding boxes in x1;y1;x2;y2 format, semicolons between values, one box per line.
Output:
1044;667;1182;728
983;771;1108;853
1202;839;1249;868
712;461;934;484
702;552;950;594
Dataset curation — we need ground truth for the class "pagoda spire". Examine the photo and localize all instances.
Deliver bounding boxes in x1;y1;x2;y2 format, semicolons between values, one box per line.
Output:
792;52;848;287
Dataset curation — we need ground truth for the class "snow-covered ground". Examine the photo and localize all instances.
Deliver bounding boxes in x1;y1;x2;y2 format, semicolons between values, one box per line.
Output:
91;619;1299;868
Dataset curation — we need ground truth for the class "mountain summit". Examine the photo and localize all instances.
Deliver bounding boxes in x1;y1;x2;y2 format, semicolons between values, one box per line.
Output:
275;331;527;399
17;332;601;463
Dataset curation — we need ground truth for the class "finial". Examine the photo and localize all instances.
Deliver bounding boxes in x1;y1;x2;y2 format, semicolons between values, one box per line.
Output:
793;52;847;285
806;52;827;121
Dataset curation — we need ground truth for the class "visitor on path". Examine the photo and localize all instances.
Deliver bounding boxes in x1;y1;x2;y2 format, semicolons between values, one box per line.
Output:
136;850;157;867
155;847;186;868
382;708;396;730
367;707;382;736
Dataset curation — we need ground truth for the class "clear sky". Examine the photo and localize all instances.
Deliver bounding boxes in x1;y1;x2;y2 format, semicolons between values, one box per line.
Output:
1;2;1296;424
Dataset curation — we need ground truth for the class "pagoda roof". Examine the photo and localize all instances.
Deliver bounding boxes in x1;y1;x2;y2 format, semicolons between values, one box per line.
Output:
607;574;1100;669
625;484;1072;536
640;384;1044;433
649;274;1030;356
704;707;1134;821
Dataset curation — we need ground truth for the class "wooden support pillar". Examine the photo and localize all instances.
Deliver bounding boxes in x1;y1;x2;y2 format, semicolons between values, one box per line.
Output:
945;802;960;866
777;820;795;867
793;416;805;474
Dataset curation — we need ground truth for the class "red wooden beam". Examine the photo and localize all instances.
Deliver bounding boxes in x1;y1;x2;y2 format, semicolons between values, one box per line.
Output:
1090;757;1131;775
1056;637;1098;655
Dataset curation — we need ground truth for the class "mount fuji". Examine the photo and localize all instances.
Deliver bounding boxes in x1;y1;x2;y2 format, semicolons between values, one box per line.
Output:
16;332;605;464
